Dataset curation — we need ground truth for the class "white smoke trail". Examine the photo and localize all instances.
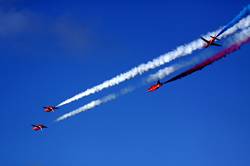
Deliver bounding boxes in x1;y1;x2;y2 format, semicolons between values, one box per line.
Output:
56;27;250;122
226;26;250;44
146;60;197;83
57;16;250;107
56;87;134;121
147;27;250;84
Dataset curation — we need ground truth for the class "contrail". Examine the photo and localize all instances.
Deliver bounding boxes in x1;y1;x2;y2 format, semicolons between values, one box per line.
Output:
56;87;134;121
57;16;250;107
56;29;250;122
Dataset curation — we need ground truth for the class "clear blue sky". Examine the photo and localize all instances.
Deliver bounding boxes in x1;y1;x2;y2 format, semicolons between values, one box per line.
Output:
1;0;250;166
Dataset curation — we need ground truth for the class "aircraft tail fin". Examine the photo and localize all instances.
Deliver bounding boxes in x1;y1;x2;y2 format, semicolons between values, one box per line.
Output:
157;80;164;85
210;36;220;40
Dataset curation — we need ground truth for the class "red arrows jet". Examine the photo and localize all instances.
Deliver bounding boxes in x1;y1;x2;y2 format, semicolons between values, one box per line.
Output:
32;124;48;131
201;36;221;48
43;106;58;112
147;80;163;92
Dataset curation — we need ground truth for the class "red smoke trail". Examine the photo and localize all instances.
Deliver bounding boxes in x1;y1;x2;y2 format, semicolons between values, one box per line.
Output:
164;37;250;84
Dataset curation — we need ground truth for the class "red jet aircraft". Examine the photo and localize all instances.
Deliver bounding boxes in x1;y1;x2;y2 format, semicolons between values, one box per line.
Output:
32;124;48;131
201;36;221;48
44;106;58;112
147;80;163;92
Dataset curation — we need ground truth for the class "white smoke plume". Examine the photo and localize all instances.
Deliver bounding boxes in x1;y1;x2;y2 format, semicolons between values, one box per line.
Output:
146;60;196;83
147;27;250;84
56;87;134;121
56;27;250;122
57;16;250;107
226;26;250;44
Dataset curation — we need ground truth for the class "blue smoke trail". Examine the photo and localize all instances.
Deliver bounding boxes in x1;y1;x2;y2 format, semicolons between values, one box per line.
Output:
217;4;250;37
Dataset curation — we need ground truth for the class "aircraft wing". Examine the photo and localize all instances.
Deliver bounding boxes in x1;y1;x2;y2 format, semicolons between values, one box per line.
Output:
200;37;209;43
211;43;222;46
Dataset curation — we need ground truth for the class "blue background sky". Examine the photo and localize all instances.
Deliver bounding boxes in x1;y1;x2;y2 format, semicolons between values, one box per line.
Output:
0;0;250;166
